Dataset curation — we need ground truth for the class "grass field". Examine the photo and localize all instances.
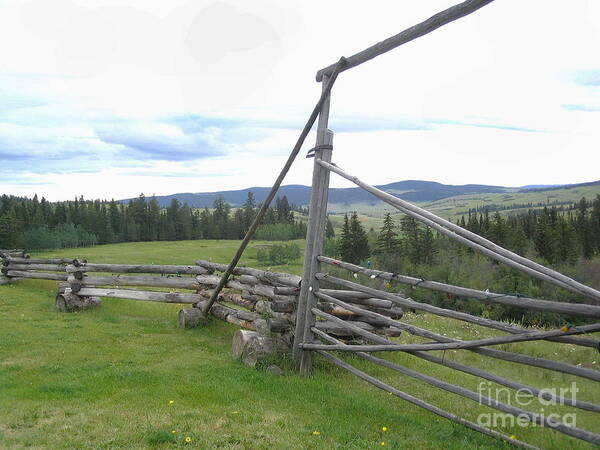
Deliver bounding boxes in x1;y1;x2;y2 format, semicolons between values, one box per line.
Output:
1;240;599;449
326;182;600;223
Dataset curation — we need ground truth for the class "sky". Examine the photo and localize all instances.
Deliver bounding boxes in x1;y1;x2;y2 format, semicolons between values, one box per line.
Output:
1;0;599;201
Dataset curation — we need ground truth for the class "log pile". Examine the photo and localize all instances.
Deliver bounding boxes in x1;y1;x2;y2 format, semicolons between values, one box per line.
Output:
1;255;75;284
187;260;403;348
0;249;27;258
60;262;210;312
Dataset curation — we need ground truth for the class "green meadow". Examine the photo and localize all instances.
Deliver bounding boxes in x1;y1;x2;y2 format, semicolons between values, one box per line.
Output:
1;240;598;448
326;182;600;223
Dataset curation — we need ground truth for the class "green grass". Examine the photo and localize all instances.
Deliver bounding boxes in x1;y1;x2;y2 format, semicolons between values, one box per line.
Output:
1;240;599;448
421;183;600;219
327;183;600;222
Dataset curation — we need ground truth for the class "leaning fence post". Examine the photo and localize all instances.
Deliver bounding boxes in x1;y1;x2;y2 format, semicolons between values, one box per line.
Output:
293;77;334;374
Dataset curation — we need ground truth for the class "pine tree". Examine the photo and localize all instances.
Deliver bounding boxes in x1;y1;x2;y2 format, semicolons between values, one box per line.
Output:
325;217;335;238
242;192;256;234
0;207;21;248
349;212;370;264
148;196;161;241
420;226;437;265
338;214;353;262
576;197;594;258
400;215;420;265
534;207;559;264
376;213;399;255
490;212;507;246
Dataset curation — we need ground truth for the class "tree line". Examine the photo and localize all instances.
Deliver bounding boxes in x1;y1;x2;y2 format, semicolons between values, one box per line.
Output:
328;195;600;267
325;196;600;327
0;192;307;249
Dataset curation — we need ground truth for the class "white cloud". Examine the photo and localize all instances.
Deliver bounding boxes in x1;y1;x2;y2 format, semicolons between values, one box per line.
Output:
1;0;600;200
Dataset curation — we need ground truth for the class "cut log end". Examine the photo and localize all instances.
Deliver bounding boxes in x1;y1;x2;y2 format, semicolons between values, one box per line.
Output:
232;332;290;367
232;330;261;358
178;308;208;328
241;335;290;367
55;293;101;312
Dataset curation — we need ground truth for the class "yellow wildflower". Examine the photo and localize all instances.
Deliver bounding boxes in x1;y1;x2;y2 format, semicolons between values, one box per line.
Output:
312;431;320;436
185;436;192;443
169;400;175;405
171;430;176;434
510;435;517;440
382;426;388;432
380;442;386;446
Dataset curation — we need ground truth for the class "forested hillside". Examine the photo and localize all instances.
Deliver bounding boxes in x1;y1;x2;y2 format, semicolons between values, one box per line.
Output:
328;196;600;327
0;193;306;249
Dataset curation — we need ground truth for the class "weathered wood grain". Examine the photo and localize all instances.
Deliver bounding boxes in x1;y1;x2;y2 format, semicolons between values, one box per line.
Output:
77;287;201;303
66;263;208;275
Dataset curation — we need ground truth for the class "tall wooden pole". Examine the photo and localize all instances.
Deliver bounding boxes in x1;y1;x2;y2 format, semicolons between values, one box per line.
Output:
293;76;334;375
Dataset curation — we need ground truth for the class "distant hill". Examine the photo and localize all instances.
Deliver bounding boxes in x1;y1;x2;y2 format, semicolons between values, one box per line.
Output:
119;180;511;208
418;179;600;219
119;179;600;219
519;184;561;190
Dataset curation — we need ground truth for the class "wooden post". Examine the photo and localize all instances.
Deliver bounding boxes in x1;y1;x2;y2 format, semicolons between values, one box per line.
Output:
293;76;334;374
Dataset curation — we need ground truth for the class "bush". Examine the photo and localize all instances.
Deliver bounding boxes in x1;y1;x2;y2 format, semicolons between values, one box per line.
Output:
256;243;301;265
254;223;306;241
23;224;97;250
322;238;339;258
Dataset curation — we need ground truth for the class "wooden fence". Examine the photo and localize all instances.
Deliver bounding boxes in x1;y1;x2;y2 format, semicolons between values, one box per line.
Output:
1;255;74;284
272;0;600;447
0;254;406;366
2;0;600;447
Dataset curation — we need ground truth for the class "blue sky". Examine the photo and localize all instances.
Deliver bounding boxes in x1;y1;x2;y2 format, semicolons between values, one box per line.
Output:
1;0;599;201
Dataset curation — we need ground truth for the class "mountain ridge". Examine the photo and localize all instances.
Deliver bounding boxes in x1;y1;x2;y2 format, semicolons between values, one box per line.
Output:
118;179;600;209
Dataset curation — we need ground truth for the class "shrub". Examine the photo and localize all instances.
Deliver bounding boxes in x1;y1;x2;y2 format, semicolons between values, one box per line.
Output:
22;224;97;250
254;223;306;241
256;243;301;265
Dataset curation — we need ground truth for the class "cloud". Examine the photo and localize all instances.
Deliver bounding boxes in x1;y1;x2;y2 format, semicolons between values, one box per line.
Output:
122;170;232;178
562;103;600;112
184;2;280;64
94;122;224;161
569;70;600;86
429;118;541;133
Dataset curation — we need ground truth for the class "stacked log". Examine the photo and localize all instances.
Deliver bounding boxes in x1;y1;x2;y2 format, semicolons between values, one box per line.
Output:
0;249;27;258
62;262;209;312
1;256;74;283
189;261;303;361
192;261;402;358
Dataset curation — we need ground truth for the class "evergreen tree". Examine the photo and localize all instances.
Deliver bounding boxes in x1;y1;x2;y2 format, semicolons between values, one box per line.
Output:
325;217;335;238
400;215;420;265
375;213;399;255
242;192;257;233
338;214;353;262
348;212;370;264
420;226;437;265
0;207;21;248
534;207;559;264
